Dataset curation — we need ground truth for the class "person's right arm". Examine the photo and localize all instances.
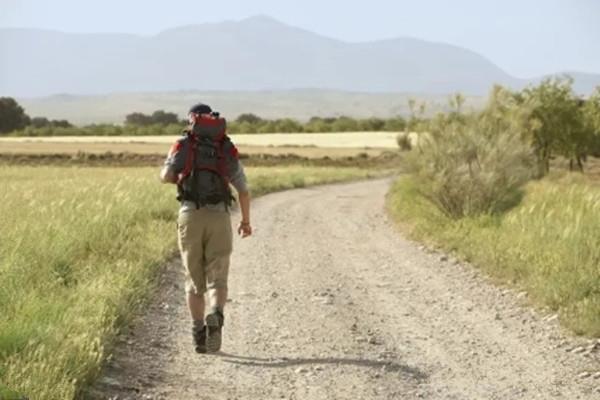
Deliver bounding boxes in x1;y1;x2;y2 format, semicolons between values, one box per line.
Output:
160;165;177;184
160;139;187;184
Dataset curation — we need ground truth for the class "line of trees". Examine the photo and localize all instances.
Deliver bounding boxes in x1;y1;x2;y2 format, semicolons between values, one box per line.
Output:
229;114;407;133
4;112;409;137
122;110;408;133
125;110;181;126
2;103;409;136
0;97;72;134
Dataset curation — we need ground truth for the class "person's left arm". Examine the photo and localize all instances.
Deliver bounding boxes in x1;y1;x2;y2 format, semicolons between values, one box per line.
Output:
225;138;252;238
231;162;252;238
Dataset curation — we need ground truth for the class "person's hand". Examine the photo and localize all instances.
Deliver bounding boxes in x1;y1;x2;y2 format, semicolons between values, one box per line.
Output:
238;221;252;238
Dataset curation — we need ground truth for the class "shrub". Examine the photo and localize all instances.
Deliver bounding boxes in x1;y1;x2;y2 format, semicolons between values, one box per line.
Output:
406;88;534;218
396;132;412;151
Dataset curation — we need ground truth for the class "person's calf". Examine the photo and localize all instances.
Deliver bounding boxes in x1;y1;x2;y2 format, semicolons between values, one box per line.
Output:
186;290;205;322
207;287;228;312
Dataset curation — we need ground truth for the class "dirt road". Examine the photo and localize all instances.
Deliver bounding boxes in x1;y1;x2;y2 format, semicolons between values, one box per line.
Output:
90;179;600;400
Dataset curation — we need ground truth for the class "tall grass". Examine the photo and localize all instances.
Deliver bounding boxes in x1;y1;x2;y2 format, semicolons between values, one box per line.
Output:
0;165;380;399
388;173;600;336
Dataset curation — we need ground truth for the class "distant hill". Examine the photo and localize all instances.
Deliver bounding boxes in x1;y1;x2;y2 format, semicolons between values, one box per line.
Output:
3;15;599;99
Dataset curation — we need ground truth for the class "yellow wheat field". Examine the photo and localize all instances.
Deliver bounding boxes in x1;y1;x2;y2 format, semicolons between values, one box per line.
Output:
0;132;399;149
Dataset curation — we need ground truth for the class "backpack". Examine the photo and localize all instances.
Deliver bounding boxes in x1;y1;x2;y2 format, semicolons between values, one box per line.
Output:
176;113;235;208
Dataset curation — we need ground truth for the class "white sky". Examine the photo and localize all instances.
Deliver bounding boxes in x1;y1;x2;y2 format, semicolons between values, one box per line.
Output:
1;0;599;78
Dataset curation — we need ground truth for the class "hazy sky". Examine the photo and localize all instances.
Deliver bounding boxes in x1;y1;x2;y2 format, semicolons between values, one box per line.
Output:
1;0;598;78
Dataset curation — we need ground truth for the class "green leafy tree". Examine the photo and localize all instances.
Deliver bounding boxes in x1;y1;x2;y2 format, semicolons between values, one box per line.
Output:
51;119;72;128
151;110;179;125
0;97;30;134
359;117;386;131
582;87;600;157
125;112;153;126
332;116;359;132
30;116;51;128
258;120;278;133
274;118;303;133
519;77;590;174
383;117;407;132
236;113;263;124
29;117;72;129
305;117;334;133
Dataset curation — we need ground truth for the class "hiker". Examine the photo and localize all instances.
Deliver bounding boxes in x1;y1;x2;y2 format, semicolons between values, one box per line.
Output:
160;103;252;353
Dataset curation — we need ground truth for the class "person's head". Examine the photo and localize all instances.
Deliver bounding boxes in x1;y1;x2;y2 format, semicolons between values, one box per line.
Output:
188;103;212;124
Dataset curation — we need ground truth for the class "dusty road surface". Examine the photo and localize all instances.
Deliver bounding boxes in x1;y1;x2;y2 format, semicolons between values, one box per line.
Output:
89;179;600;400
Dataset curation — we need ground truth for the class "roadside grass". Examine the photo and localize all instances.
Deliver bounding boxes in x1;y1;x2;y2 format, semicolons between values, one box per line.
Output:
387;173;600;337
0;165;384;400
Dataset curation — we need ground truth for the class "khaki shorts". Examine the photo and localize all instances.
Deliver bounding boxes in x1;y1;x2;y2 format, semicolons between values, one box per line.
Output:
177;208;233;295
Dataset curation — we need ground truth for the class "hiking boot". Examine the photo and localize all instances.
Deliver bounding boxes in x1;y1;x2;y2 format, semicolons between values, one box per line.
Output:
192;324;207;354
205;310;224;353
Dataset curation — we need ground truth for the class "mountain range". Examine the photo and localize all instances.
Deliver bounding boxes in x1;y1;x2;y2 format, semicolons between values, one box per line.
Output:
2;15;599;98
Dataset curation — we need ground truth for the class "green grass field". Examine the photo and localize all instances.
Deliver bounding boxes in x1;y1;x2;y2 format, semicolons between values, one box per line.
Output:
387;173;600;337
0;165;384;400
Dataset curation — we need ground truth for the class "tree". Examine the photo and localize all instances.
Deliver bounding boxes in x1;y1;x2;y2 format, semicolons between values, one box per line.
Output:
30;117;50;128
383;117;407;132
305;117;334;132
0;97;30;134
126;110;180;126
331;116;359;132
274;118;303;133
151;110;179;125
51;119;72;128
582;87;600;157
236;113;263;124
520;77;590;174
359;118;386;131
125;112;153;126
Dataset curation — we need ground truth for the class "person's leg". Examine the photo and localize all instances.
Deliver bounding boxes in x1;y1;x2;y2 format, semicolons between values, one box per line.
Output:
187;291;206;322
207;287;228;314
187;291;208;353
178;209;208;352
203;210;233;352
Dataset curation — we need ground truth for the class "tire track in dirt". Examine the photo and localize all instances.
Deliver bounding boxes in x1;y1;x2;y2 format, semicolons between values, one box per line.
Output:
88;179;600;400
